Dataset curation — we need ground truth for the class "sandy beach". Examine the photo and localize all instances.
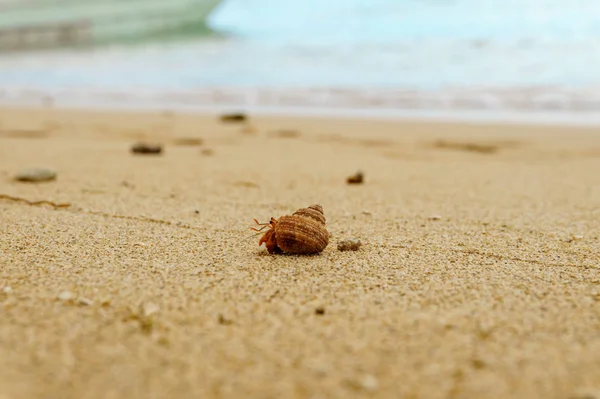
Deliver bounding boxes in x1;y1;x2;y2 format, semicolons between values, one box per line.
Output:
1;106;599;399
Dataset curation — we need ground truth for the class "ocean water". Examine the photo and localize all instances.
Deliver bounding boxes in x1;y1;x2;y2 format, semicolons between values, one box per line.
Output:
1;0;600;119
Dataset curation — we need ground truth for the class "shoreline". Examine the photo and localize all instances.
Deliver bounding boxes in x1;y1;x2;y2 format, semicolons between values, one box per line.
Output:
2;86;600;127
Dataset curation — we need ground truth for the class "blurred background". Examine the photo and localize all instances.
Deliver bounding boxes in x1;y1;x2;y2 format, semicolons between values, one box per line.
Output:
0;0;598;117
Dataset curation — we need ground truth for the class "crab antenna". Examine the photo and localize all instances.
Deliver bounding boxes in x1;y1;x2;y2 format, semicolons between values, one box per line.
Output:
250;225;269;232
238;230;267;243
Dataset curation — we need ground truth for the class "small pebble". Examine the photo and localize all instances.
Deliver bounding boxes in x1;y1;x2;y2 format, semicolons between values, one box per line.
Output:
14;167;56;183
133;242;147;247
357;374;379;392
141;302;160;317
2;286;13;294
130;143;163;155
77;297;93;306
218;314;233;325
100;298;112;307
346;170;364;184
338;238;362;251
57;291;75;301
220;112;247;123
429;215;442;221
566;235;584;243
315;306;326;315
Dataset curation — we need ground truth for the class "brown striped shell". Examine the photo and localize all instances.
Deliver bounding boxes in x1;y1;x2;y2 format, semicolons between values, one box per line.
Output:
255;204;329;254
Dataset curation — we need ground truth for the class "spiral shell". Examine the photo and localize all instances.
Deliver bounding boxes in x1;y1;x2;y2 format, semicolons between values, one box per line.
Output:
275;204;329;254
256;204;329;254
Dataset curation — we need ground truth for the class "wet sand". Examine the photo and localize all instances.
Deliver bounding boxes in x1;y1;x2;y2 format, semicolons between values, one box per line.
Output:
1;106;600;399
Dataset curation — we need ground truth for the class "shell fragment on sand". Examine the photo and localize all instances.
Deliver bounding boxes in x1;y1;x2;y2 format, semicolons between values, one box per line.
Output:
14;167;57;183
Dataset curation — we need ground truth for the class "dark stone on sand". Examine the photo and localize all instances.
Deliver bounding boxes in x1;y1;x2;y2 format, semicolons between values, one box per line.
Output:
337;238;362;251
14;167;57;183
315;306;326;315
219;112;247;123
346;171;364;185
218;314;233;325
131;143;163;155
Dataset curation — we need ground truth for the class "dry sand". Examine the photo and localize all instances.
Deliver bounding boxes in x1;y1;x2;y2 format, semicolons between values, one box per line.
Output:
1;106;600;399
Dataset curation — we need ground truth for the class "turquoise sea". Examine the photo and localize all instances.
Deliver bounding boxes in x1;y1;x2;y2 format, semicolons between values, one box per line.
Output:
1;0;599;119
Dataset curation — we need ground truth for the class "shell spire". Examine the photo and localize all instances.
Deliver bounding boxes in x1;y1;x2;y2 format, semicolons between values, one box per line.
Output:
292;204;326;225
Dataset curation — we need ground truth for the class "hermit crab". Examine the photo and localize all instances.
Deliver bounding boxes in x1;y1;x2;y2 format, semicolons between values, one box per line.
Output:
251;204;330;254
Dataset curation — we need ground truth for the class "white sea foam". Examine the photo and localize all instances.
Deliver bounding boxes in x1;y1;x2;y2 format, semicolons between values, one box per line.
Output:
2;86;600;126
